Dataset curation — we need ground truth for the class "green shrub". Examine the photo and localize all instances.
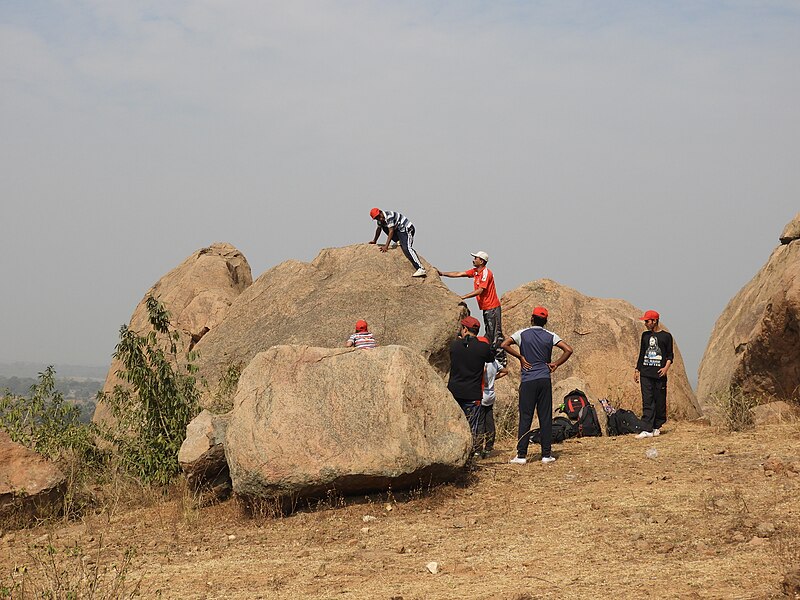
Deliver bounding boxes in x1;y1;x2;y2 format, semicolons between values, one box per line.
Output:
97;296;200;486
206;361;243;413
0;366;96;464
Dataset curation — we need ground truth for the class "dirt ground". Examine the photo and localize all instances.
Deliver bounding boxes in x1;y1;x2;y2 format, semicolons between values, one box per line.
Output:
2;421;799;599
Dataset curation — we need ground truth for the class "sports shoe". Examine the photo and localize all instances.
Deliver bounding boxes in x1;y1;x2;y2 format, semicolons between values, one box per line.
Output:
653;428;661;437
412;268;427;277
636;430;654;439
389;242;398;249
509;456;527;465
541;456;556;464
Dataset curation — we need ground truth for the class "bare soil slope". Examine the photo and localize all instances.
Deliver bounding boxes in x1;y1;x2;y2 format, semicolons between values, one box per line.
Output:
2;422;799;599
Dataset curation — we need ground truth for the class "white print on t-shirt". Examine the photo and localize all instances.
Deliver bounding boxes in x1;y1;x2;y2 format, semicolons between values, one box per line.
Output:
643;335;663;367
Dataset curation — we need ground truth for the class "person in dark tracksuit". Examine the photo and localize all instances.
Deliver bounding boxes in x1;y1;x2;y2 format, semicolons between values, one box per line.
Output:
501;306;573;464
447;316;494;453
634;309;673;438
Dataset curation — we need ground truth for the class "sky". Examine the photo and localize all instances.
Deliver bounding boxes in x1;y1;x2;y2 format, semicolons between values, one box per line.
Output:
1;1;798;387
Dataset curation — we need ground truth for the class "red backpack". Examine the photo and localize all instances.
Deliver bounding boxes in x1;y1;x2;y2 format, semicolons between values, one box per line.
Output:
558;389;590;420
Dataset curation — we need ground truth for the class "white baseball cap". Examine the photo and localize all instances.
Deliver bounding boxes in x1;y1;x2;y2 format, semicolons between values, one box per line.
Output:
471;251;489;262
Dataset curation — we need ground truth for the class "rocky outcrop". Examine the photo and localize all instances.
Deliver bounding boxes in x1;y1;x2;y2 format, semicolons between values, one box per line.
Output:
225;345;472;501
779;211;800;244
496;279;700;420
93;243;252;425
178;410;231;499
698;216;800;407
194;244;466;402
0;432;66;520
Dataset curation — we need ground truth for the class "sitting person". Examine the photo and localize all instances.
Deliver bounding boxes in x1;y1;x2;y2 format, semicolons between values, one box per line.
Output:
346;320;377;349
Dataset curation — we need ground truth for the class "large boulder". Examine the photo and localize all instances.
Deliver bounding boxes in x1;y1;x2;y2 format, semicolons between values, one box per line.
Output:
496;279;700;420
0;432;66;521
194;244;466;403
93;243;252;425
225;345;472;500
698;218;800;407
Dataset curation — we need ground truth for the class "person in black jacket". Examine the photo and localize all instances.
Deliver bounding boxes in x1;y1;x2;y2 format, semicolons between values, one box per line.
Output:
634;310;673;438
447;316;494;452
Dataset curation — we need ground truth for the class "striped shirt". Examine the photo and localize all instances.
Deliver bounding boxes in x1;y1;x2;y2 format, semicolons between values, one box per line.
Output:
383;211;414;233
348;332;377;349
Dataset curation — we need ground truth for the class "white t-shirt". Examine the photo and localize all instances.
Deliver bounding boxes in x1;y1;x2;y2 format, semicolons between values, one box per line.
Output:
481;359;504;406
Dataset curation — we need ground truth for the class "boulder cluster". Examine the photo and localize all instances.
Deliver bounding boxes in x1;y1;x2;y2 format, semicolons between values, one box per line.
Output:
7;213;799;512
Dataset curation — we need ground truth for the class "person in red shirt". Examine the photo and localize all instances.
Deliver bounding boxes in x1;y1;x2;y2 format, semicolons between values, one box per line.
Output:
437;251;505;360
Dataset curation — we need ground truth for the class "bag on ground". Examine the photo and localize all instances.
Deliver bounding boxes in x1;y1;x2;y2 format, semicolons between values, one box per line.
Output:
559;388;590;420
606;408;648;436
575;404;602;437
529;417;576;444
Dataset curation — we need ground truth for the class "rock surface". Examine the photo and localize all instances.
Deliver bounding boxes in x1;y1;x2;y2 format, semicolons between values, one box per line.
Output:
496;279;700;420
93;243;252;425
225;345;472;500
698;218;800;407
194;244;466;402
0;432;66;520
179;410;231;498
779;211;800;244
752;401;799;426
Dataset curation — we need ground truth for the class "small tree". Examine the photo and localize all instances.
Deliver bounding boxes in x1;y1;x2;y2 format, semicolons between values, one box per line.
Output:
0;366;95;462
99;297;200;485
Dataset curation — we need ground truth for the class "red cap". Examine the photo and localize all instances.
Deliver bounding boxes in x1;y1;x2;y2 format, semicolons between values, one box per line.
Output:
532;306;548;319
477;336;490;344
460;316;481;331
355;320;368;332
640;310;660;321
369;208;381;219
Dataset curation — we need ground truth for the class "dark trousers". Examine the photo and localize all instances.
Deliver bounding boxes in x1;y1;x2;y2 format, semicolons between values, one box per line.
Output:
474;404;496;452
482;307;504;357
455;399;480;452
640;376;667;431
384;225;422;270
517;378;553;458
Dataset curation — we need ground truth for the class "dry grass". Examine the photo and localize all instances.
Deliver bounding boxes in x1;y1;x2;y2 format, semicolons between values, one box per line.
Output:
1;422;799;599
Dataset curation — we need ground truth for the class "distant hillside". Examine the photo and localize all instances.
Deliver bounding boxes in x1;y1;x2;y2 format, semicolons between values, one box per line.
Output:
0;371;103;424
0;361;106;380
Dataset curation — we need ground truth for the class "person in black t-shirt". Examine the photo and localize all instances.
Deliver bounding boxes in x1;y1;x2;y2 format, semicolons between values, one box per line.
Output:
634;310;674;438
447;316;494;452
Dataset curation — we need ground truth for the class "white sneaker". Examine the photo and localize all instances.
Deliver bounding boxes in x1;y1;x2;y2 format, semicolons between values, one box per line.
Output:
389;242;398;249
541;456;556;464
636;430;654;439
653;428;661;437
509;456;527;464
412;268;427;277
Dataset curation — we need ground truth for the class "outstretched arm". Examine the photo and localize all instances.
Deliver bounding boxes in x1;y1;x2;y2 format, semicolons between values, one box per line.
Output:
460;286;486;301
436;270;470;278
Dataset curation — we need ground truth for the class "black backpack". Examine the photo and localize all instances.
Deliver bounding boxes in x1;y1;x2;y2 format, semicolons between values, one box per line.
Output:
559;389;590;420
606;408;648;436
529;417;576;444
575;405;602;437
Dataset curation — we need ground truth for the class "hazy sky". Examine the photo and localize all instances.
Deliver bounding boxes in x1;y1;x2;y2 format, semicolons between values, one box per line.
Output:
1;1;798;387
